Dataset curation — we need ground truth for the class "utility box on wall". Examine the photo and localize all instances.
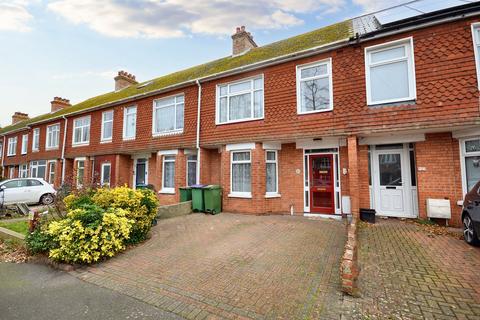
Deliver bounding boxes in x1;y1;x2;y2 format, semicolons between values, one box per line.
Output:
426;199;451;219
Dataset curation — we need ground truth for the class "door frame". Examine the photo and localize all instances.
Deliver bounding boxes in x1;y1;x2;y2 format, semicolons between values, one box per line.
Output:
303;149;341;215
370;143;417;218
133;158;148;189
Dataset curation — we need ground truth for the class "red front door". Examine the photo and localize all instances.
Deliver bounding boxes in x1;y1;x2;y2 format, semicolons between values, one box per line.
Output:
309;154;335;214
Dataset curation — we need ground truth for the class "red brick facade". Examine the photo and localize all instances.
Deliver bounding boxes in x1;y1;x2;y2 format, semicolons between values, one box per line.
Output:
2;16;480;226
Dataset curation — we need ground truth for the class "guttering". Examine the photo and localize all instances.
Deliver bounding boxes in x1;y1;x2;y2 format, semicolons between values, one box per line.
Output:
61;116;68;184
196;80;202;184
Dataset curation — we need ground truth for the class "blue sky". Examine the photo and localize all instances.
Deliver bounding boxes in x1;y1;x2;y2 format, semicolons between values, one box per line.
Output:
0;0;406;127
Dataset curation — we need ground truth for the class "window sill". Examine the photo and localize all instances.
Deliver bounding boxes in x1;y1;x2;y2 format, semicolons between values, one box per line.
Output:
367;99;416;108
265;193;281;198
228;193;252;199
100;140;112;144
21;153;27;155
297;108;333;115
153;130;183;138
72;143;89;147
45;147;59;151
123;137;136;141
32;149;39;153
159;189;175;195
216;117;264;126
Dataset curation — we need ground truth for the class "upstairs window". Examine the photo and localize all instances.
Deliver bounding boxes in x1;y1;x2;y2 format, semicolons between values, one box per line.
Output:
21;134;28;155
73;116;91;145
46;124;60;149
365;38;416;105
216;76;263;124
297;59;333;113
472;24;480;88
7;137;17;156
153;95;184;135
32;128;40;151
123;106;136;140
101;110;113;142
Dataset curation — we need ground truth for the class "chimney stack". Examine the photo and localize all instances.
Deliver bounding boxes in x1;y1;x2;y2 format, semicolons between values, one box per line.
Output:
114;71;138;91
231;26;257;56
50;97;71;113
12;112;29;125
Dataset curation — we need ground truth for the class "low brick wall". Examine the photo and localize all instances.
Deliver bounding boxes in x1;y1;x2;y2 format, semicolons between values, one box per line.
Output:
157;201;192;220
340;216;359;296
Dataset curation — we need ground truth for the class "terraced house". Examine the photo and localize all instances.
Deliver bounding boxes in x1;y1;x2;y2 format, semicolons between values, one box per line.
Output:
2;1;480;226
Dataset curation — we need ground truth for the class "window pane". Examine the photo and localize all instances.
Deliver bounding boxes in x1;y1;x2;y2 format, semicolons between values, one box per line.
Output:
156;97;175;107
254;90;263;118
102;165;111;185
266;151;276;161
232;163;251;192
465;140;480;153
300;77;330;111
157;105;175;132
370;60;409;102
466;156;480;191
164;162;175;188
176;103;184;130
103;122;113;139
37;165;46;179
125;113;136;137
378;154;402;186
229;81;250;93
300;64;328;79
229;93;251;120
219;97;228;123
266;163;277;193
219;86;228;96
74;128;81;143
83;125;90;142
410;150;416;187
233;152;250;161
187;161;197;186
104;111;113;121
254;78;263;89
371;46;405;63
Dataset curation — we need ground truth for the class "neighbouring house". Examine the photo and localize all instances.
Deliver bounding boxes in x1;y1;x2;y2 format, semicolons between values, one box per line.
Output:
2;1;480;227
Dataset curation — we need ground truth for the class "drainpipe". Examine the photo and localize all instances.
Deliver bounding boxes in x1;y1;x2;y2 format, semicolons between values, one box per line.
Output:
1;135;5;177
196;80;202;184
61;116;68;184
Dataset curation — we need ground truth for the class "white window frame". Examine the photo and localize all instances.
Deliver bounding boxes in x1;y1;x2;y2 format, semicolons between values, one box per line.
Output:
8;167;15;179
265;150;279;197
0;143;3;158
76;159;85;187
101;110;114;142
459;137;480;196
186;154;198;187
48;161;56;185
7;137;17;156
123;106;137;140
296;58;334;114
161;155;176;194
46;123;60;150
21;134;28;155
32;128;40;152
471;23;480;89
30;160;47;179
72;116;91;146
19;164;28;178
100;162;111;187
152;94;184;136
365;37;417;106
216;75;264;125
229;150;252;198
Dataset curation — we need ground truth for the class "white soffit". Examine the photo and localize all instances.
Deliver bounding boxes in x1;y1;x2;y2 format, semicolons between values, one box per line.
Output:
262;142;281;150
359;133;425;145
452;127;480;139
296;137;343;149
157;149;179;156
226;143;256;151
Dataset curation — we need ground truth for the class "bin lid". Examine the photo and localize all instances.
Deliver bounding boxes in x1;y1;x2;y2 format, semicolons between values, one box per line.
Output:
191;184;207;189
205;185;221;189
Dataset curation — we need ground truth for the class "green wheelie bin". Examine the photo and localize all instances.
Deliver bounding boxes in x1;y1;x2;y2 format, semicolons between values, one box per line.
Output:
179;187;192;202
191;184;207;212
203;185;222;215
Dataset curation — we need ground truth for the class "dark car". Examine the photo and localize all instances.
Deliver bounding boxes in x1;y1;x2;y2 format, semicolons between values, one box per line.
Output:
462;181;480;245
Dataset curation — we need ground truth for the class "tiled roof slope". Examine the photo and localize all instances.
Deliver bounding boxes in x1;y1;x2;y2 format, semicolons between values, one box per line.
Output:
0;20;353;135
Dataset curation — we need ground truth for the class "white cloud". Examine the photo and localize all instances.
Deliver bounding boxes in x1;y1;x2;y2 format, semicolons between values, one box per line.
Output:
0;1;34;32
353;0;408;12
47;0;349;38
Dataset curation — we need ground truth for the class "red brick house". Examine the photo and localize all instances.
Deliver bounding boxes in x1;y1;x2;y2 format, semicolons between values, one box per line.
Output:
2;1;480;226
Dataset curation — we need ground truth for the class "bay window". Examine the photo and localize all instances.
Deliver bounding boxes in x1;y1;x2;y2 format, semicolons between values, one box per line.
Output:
186;154;197;186
30;160;46;179
101;110;113;142
461;138;480;194
297;59;333;113
73;116;91;145
162;155;175;193
266;150;278;195
21;134;28;154
123;106;136;140
46;124;60;149
19;164;28;178
365;38;416;105
216;76;263;124
7;137;17;156
231;151;251;197
32;128;40;151
153;95;184;135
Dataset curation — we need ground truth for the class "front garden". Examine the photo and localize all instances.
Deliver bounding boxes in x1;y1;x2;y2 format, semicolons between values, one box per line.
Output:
24;186;158;264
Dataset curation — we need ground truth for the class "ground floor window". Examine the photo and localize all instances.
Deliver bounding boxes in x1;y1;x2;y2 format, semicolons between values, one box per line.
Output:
48;162;56;185
8;166;15;179
266;150;278;195
231;151;251;196
162;155;175;193
30;160;47;179
101;163;111;187
76;160;85;187
186;155;197;187
461;138;480;193
19;164;28;178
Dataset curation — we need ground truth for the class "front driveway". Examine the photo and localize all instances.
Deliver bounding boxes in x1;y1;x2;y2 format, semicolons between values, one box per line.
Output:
72;213;346;319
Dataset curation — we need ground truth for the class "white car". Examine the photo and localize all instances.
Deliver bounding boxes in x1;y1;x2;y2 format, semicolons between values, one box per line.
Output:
0;178;56;205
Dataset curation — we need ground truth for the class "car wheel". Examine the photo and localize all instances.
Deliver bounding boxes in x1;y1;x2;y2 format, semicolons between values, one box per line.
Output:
463;214;479;245
40;194;55;205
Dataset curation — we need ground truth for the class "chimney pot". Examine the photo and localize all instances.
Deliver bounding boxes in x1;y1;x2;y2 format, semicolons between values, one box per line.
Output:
114;70;138;91
231;25;257;56
50;96;71;113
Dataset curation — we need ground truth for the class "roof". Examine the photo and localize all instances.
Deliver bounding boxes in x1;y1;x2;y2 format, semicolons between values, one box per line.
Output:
0;20;353;135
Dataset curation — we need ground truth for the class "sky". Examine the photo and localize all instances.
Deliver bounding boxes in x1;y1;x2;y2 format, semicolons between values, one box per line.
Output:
0;0;408;127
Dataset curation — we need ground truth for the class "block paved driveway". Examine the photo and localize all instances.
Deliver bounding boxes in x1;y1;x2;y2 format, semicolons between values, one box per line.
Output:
72;213;347;319
345;219;480;320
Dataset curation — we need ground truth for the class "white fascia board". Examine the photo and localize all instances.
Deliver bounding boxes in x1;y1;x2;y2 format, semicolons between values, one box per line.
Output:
226;143;256;151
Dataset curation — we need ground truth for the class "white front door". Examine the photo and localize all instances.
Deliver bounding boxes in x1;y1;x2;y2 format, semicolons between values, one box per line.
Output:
372;144;414;217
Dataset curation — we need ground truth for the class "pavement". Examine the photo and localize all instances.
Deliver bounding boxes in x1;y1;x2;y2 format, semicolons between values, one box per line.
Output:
0;262;182;320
